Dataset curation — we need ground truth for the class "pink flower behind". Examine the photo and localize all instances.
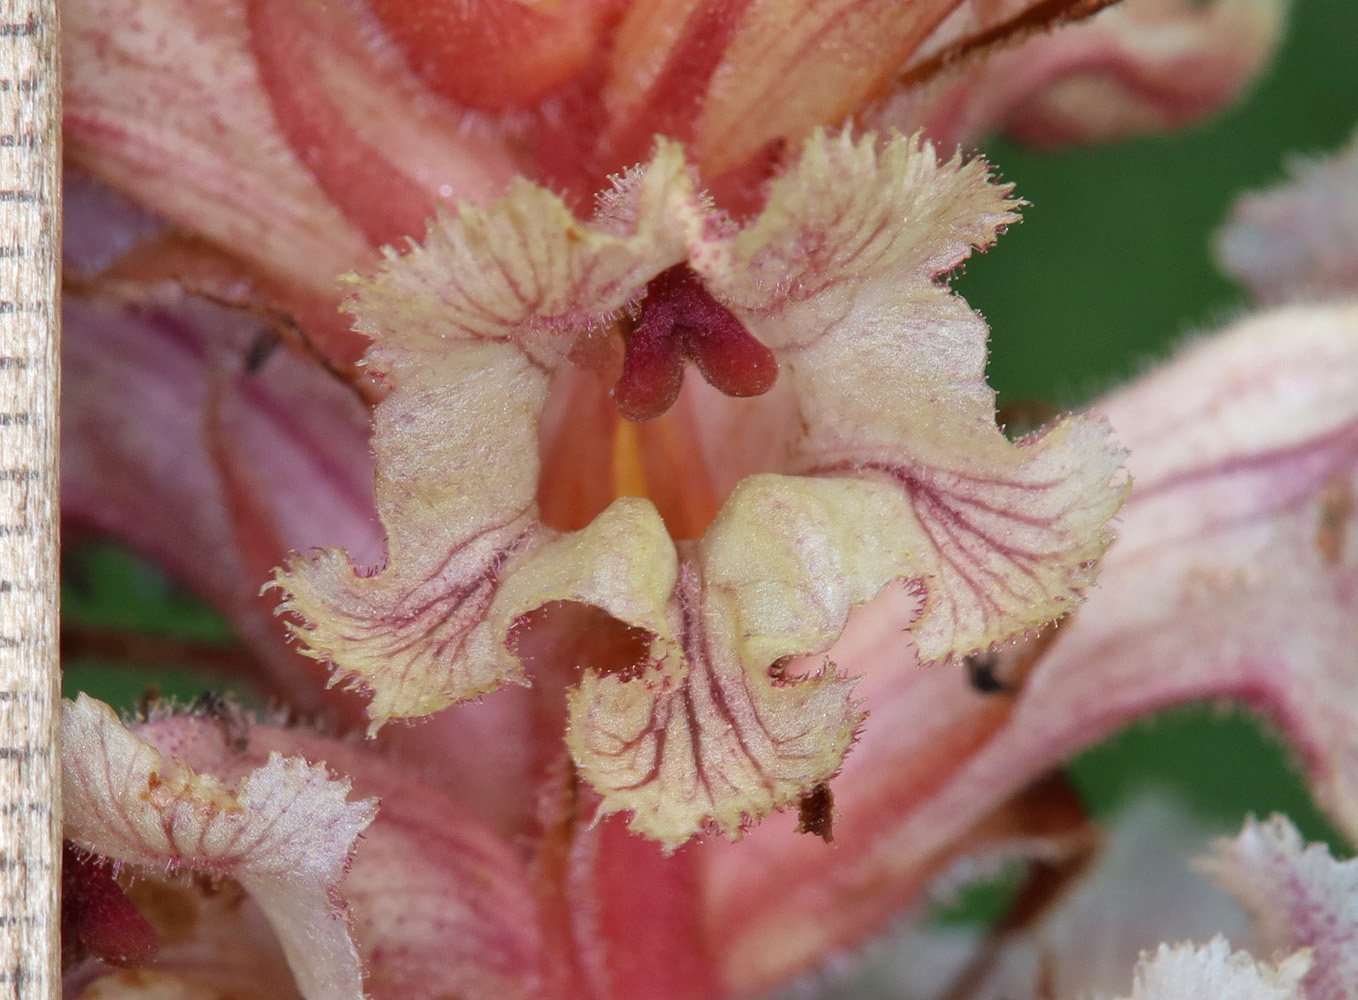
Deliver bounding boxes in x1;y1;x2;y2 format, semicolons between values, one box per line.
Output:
698;298;1358;992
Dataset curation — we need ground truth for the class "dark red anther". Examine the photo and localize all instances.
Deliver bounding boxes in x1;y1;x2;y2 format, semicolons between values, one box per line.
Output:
612;265;777;423
61;842;159;970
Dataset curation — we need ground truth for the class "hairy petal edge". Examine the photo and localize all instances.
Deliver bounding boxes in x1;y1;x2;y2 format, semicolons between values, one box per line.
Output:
1204;815;1358;1000
1119;939;1308;1000
61;695;376;1000
720;131;1129;662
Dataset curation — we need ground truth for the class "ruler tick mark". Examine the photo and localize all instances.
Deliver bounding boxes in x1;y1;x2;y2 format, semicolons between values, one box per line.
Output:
0;853;47;872
1;801;50;816
0;14;37;37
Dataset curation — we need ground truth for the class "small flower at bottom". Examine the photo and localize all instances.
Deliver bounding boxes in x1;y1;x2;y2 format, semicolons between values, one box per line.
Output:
61;695;377;1000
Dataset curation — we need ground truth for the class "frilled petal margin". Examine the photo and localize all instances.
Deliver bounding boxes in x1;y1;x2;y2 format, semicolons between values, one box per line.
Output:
1120;940;1308;1000
715;131;1127;662
1204;816;1358;1000
272;142;703;729
700;300;1358;993
66;704;550;1000
563;478;910;842
62;695;376;1000
273;131;1126;847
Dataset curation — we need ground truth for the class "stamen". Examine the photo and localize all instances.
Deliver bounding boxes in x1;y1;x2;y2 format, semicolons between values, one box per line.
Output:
613;264;777;422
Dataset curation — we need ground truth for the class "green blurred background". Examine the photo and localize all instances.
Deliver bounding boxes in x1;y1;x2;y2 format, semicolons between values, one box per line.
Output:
64;0;1357;864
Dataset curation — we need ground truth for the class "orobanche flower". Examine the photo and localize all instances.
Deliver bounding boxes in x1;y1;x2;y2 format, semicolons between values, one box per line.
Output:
57;1;1328;999
267;129;1126;847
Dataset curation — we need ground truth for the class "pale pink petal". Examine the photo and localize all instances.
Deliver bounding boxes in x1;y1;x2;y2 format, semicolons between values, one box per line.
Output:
1217;133;1358;305
1205;815;1358;1000
883;0;1287;150
1071;304;1358;833
67;706;550;1000
62;696;377;1000
721;131;1128;664
1119;940;1308;1000
62;281;379;715
221;725;549;1000
65;0;522;298
702;301;1358;993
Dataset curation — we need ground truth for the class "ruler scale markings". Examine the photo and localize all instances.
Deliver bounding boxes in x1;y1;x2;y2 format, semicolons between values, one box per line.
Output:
0;0;57;996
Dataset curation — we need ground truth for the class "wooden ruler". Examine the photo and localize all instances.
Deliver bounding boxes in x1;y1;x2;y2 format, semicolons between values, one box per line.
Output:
0;0;59;995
